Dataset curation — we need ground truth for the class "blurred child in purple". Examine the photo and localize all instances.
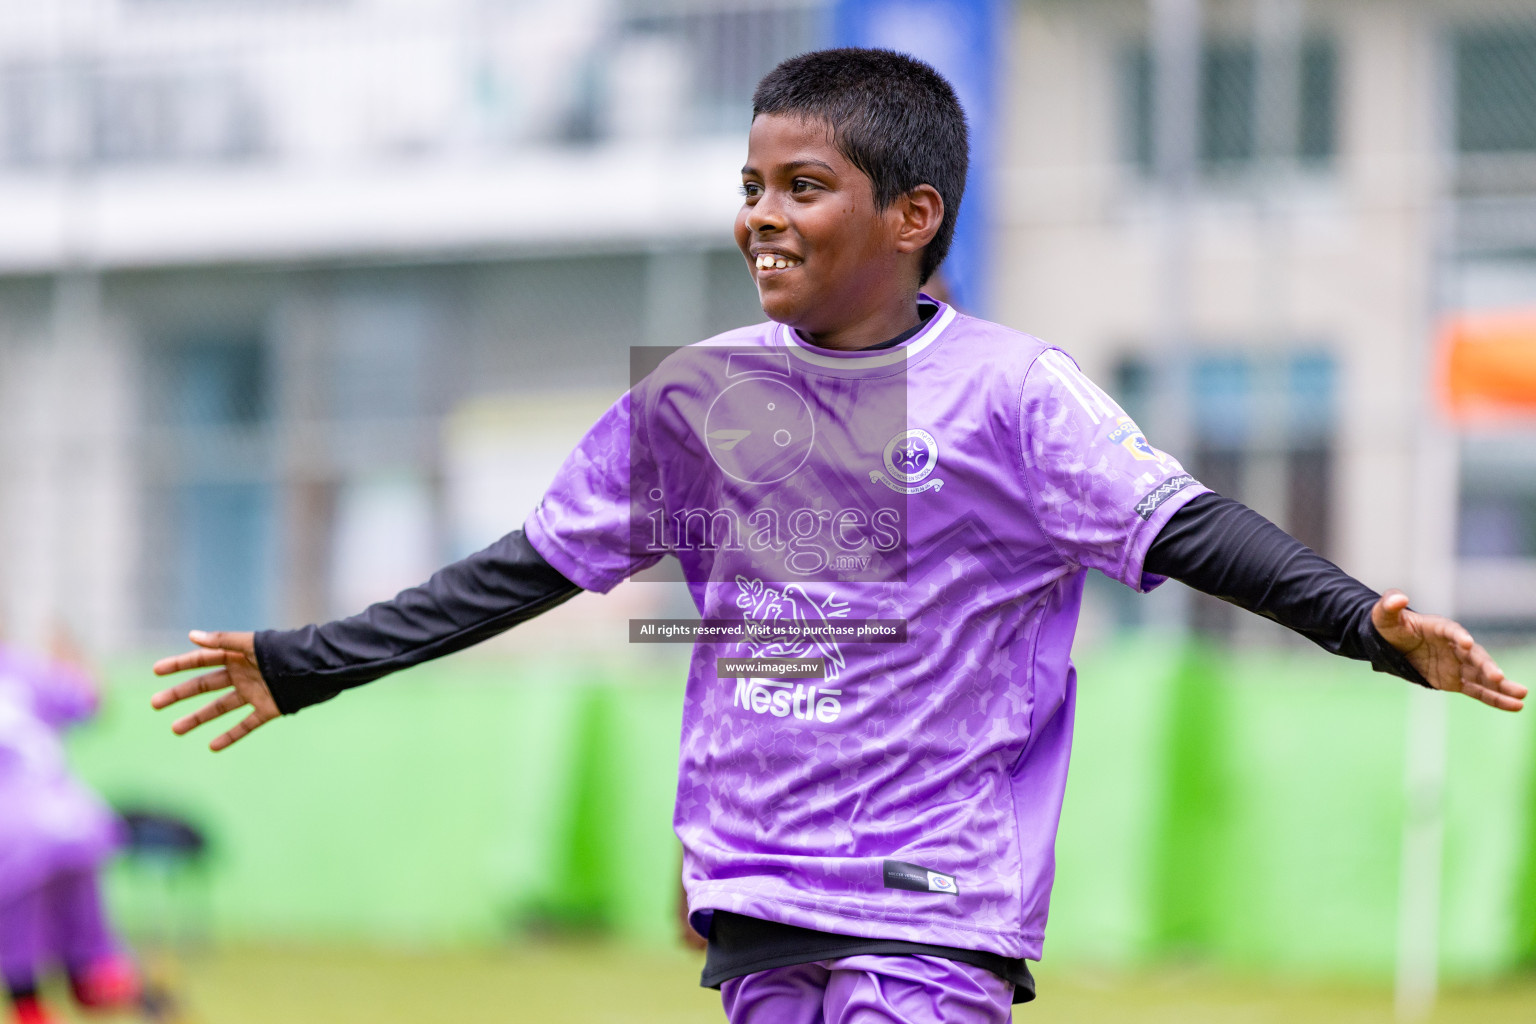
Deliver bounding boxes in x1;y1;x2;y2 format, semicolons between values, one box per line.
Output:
0;634;140;1024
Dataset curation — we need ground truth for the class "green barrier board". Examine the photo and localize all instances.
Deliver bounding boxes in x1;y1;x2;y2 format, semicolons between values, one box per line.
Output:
64;640;1536;979
1051;638;1536;979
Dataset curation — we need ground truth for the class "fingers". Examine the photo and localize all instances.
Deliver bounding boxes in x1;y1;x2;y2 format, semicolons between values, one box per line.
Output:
209;710;271;752
170;689;247;735
1422;616;1475;656
1441;629;1527;713
1446;620;1475;653
152;648;231;677
1462;653;1526;712
190;629;247;651
152;631;253;678
150;669;232;710
1455;636;1497;682
1460;679;1525;713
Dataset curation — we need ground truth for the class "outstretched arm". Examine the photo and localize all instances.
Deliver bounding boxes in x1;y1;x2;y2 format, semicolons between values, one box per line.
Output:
152;528;582;750
1145;493;1525;712
250;528;579;713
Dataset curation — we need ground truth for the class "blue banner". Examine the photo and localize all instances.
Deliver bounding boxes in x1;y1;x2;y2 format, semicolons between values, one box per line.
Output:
833;0;1003;314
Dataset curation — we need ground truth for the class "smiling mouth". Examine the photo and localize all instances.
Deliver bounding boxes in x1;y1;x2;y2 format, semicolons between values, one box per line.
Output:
755;253;802;272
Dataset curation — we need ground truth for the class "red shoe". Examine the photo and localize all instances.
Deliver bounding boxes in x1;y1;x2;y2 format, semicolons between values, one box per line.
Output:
11;995;62;1024
69;954;142;1011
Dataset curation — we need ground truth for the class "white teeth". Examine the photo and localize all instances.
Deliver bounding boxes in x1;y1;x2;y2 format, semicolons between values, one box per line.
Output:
756;254;798;270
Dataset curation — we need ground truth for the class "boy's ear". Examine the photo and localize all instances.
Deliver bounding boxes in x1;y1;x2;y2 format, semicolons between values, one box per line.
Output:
893;184;944;255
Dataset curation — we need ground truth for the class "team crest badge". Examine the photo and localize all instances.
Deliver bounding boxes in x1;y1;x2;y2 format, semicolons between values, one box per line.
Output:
871;429;944;494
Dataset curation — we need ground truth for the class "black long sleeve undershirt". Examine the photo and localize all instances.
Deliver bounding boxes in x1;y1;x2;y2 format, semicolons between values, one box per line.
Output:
256;491;1427;715
1145;491;1428;687
253;529;580;714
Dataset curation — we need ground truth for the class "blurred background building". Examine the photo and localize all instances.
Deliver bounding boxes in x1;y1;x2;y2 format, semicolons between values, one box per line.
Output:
1004;0;1536;646
0;0;795;651
1;0;1535;1009
3;0;1535;653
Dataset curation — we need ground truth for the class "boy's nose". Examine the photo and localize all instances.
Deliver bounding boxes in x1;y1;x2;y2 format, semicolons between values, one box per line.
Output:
747;197;788;234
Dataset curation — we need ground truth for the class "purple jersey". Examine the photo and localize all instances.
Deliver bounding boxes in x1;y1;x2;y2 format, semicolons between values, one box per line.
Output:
525;301;1206;959
0;646;119;905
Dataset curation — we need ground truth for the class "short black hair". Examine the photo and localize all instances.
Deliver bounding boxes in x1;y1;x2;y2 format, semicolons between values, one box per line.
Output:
752;48;969;284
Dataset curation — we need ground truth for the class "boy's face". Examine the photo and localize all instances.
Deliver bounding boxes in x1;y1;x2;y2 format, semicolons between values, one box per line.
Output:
735;114;913;341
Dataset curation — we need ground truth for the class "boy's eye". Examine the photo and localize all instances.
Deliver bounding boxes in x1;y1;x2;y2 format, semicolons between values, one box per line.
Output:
740;182;763;199
791;178;819;194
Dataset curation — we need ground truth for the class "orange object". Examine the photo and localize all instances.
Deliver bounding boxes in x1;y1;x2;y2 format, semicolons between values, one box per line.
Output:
1439;309;1536;419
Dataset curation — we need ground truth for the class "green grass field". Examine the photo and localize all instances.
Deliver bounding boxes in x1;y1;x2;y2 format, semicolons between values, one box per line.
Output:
37;942;1536;1024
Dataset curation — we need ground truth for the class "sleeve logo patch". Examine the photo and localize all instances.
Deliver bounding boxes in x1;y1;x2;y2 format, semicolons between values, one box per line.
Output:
883;860;959;895
1107;417;1164;462
1135;474;1196;521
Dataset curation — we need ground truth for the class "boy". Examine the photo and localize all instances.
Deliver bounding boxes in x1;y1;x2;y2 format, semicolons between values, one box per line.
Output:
152;49;1524;1023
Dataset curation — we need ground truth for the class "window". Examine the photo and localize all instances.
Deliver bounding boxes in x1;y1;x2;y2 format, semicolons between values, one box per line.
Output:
147;334;277;633
574;0;827;140
1457;435;1536;636
1455;28;1536;154
1460;440;1536;559
1123;37;1337;174
0;61;263;168
91;66;263;165
163;339;269;427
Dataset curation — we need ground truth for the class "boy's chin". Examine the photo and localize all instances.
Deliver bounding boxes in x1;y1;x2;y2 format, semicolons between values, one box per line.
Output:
756;291;810;327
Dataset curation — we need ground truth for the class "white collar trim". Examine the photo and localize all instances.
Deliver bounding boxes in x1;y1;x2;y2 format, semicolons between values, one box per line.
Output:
779;302;956;369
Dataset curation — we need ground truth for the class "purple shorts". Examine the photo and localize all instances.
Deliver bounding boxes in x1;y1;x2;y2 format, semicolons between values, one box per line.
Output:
719;954;1015;1024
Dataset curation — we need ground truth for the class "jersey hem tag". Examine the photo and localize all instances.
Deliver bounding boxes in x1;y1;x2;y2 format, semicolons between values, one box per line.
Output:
883;860;959;895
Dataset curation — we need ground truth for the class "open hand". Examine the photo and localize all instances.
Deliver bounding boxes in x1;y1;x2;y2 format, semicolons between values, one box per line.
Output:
151;631;280;751
1372;591;1526;712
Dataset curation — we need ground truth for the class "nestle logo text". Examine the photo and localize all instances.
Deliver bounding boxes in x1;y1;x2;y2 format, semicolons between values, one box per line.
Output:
730;678;843;724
